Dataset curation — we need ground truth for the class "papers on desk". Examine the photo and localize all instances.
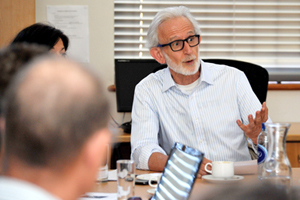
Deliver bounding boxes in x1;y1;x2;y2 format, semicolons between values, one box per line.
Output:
96;169;117;181
81;171;118;200
108;169;117;181
234;160;257;175
78;192;117;200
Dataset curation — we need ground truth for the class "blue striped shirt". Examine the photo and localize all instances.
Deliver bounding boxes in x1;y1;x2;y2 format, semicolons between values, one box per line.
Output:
131;60;267;170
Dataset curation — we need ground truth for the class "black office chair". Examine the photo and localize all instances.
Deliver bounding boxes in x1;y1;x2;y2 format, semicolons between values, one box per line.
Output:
203;59;269;104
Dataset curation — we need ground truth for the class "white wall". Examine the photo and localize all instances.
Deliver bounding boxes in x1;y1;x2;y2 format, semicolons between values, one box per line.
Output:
36;0;131;125
267;91;300;123
36;0;300;124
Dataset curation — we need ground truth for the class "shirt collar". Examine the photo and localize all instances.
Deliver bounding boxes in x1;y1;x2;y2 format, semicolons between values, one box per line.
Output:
162;59;214;92
162;67;176;92
199;59;214;85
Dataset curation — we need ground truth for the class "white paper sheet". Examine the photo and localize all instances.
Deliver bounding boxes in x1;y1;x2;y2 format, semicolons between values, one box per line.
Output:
108;169;117;181
96;169;117;181
47;5;89;62
78;192;117;200
234;159;257;175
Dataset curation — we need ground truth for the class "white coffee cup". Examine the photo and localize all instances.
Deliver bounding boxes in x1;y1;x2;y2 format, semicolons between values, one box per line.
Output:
204;161;234;178
148;174;162;188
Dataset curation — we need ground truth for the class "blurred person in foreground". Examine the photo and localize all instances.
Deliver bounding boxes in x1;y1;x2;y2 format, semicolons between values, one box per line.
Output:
0;56;111;200
11;23;69;57
0;44;49;108
0;43;49;171
131;6;271;178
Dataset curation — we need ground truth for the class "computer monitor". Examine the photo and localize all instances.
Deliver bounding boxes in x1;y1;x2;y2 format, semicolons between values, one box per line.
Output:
115;59;166;112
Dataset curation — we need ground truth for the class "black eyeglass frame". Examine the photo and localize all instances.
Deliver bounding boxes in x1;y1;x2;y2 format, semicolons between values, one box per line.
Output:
157;34;200;52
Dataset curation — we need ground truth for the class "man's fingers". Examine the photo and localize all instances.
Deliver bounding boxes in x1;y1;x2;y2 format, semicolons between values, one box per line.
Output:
244;114;255;132
248;114;254;124
236;119;246;131
197;157;212;178
199;169;209;175
261;102;269;122
197;168;209;179
254;111;262;125
263;102;269;122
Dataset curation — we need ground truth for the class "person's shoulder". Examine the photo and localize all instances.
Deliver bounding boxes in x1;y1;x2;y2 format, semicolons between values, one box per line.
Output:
136;67;165;88
203;60;244;76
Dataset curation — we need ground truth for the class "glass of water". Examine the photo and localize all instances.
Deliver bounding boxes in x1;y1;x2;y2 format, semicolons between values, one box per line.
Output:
117;160;135;200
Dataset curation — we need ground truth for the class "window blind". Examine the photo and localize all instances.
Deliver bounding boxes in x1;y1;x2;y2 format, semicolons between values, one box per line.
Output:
114;0;300;80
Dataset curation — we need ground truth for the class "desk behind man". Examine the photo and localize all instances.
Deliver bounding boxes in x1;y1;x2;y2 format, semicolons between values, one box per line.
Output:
0;56;111;200
131;6;270;177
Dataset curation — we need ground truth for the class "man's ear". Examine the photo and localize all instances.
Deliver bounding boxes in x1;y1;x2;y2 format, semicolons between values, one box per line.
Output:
150;47;166;64
198;35;201;47
84;128;112;169
76;128;111;193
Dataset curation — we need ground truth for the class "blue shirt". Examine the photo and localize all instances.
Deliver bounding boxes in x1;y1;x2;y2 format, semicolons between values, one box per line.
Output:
131;60;269;170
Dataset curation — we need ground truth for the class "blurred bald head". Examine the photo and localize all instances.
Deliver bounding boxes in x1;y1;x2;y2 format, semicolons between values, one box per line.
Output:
3;56;110;170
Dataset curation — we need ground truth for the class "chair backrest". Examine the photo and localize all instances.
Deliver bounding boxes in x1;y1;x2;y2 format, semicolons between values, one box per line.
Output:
203;59;269;104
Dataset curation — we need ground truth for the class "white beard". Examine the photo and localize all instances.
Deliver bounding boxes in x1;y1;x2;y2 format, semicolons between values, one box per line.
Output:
162;51;201;76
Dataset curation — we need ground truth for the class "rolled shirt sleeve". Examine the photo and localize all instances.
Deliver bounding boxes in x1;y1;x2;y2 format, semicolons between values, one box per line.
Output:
131;80;167;170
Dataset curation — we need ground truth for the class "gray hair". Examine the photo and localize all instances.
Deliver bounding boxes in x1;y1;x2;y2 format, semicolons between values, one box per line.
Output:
3;56;110;169
146;6;201;48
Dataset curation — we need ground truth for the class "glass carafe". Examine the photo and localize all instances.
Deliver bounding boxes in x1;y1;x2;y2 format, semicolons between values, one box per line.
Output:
261;123;292;188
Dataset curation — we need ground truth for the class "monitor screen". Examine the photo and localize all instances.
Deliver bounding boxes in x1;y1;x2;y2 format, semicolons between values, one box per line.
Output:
115;59;166;112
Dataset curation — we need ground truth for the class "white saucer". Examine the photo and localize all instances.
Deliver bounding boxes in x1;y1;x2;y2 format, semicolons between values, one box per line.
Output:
147;188;156;194
136;173;162;181
202;175;244;183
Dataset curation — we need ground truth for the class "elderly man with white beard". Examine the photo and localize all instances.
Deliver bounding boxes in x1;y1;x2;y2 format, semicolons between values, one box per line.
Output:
130;6;270;178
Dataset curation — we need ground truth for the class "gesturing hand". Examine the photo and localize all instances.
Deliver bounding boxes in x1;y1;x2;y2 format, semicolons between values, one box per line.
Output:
236;102;269;144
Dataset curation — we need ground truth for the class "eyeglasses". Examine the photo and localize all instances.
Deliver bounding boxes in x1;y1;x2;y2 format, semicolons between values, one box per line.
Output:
157;34;200;52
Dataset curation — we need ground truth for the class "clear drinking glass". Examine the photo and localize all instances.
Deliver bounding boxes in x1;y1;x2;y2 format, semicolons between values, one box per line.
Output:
117;160;135;200
261;123;292;189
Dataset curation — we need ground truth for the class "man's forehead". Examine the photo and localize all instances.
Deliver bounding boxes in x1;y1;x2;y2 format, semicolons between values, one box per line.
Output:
158;17;195;42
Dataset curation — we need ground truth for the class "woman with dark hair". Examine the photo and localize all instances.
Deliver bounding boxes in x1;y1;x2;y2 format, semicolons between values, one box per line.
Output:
11;23;69;56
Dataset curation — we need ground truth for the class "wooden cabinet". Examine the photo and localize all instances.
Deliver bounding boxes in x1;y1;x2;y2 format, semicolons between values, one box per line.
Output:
286;123;300;168
286;142;300;167
0;0;35;47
